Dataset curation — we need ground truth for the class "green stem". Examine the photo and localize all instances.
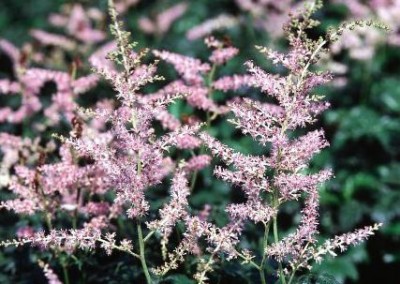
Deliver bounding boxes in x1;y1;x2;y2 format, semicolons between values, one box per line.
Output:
97;238;140;259
287;271;296;284
260;222;271;267
260;269;267;284
189;170;198;192
143;230;155;243
273;215;286;284
72;214;77;230
273;193;286;284
274;222;286;284
207;64;217;87
259;221;271;284
259;222;270;284
45;213;53;231
235;251;261;270
61;261;70;284
137;222;152;284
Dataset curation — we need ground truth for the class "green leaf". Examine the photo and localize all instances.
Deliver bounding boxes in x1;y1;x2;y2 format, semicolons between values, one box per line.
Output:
382;222;400;236
295;273;340;284
342;173;379;200
372;77;400;113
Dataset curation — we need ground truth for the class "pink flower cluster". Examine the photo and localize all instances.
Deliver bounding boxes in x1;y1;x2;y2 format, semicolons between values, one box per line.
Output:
235;0;303;38
138;3;187;35
0;1;381;283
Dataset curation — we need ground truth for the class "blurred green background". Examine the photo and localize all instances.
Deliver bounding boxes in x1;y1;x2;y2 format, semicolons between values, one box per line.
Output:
0;0;399;283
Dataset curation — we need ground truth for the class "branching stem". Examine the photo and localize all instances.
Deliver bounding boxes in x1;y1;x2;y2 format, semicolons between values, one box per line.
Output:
137;222;152;284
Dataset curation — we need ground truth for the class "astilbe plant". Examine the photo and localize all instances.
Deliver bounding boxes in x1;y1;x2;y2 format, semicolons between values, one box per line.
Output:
187;1;383;283
138;2;188;36
1;0;205;283
0;1;383;283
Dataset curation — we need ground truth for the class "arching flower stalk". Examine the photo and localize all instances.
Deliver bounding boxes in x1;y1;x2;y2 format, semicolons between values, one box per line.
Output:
197;1;384;283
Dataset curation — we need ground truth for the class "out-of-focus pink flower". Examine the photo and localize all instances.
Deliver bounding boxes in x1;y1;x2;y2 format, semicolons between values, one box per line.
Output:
0;39;20;63
184;155;211;172
30;29;76;50
209;47;238;65
186;14;238;40
89;41;118;72
139;3;187;35
0;79;21;94
213;75;253;92
114;0;140;14
67;4;106;43
39;262;62;284
235;0;300;38
48;4;106;44
153;50;210;85
82;202;110;216
17;226;35;239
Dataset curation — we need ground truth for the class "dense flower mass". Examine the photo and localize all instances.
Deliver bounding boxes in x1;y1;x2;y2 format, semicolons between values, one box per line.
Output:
0;0;385;284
